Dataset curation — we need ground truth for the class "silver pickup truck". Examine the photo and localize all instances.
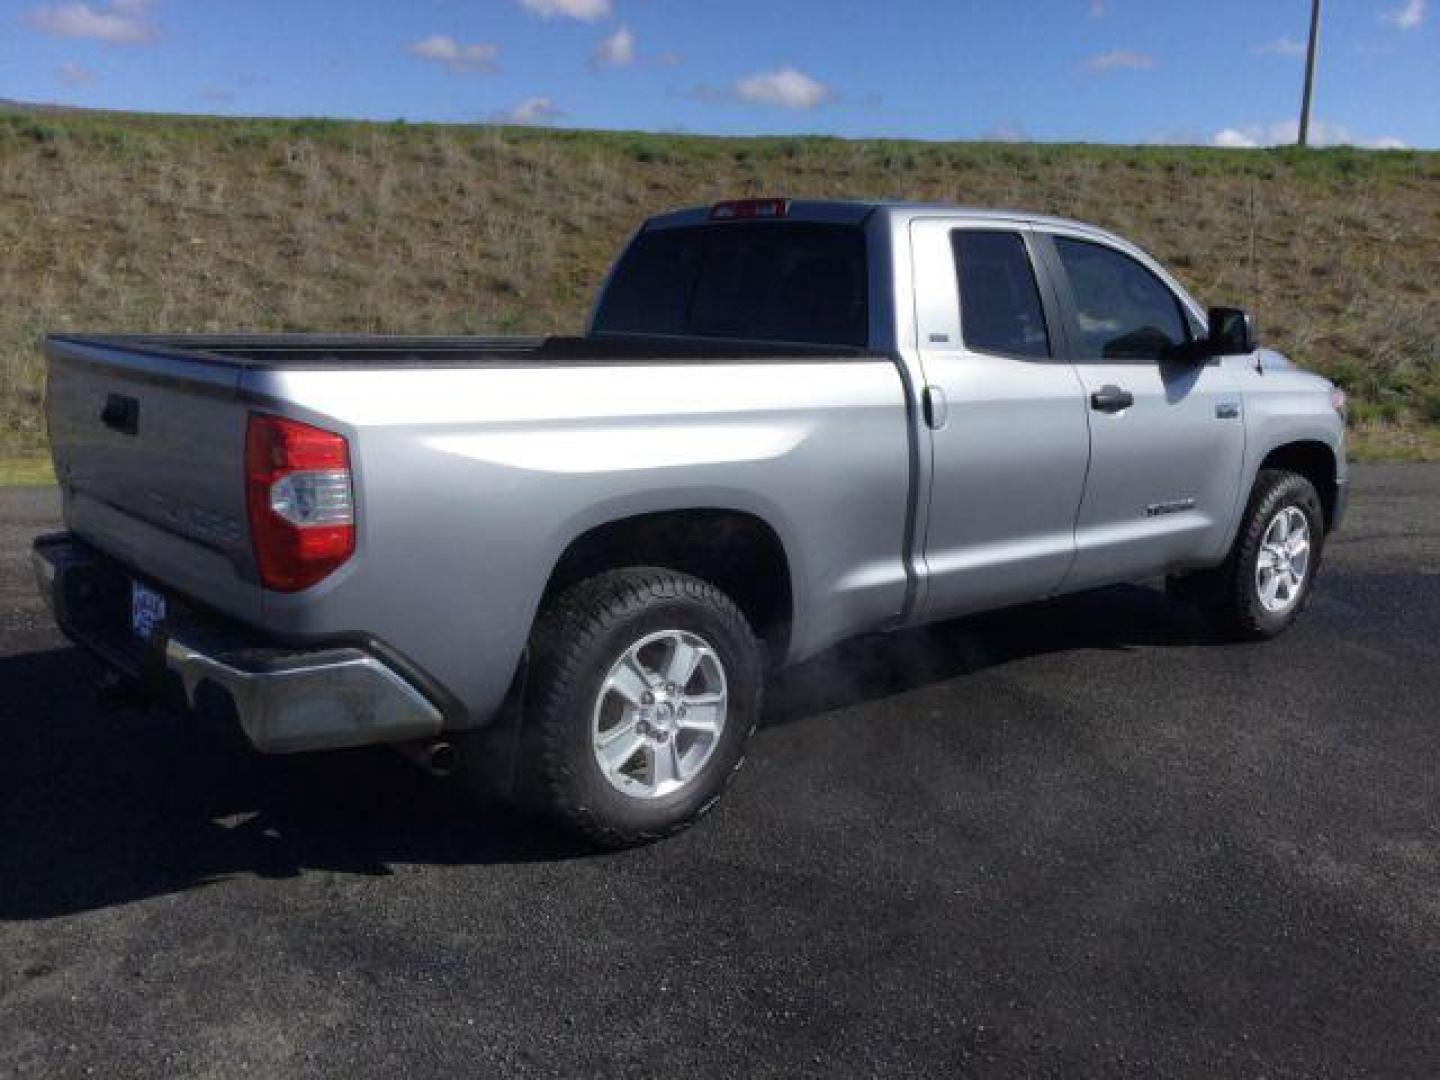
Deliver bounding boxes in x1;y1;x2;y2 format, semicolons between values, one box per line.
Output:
33;198;1348;845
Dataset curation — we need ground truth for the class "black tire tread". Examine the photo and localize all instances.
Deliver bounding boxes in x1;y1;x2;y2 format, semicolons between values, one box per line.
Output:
523;567;760;849
1197;468;1324;641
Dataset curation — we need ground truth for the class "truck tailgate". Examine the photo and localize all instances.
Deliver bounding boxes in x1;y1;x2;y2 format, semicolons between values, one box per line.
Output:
45;337;260;618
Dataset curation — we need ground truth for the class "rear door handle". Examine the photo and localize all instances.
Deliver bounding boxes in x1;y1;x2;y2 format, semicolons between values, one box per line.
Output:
922;385;948;429
1090;385;1134;413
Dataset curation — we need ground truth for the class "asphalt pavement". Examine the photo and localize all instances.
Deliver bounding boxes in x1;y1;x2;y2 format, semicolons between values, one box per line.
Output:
1;467;1437;1078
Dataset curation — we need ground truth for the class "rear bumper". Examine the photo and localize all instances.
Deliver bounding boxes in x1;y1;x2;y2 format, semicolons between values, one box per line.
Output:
32;534;443;753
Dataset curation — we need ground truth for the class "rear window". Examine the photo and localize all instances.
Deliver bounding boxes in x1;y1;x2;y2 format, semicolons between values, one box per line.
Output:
593;222;869;347
951;230;1051;359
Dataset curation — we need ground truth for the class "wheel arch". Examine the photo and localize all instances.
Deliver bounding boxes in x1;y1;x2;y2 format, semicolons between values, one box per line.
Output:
1258;440;1340;531
539;508;795;664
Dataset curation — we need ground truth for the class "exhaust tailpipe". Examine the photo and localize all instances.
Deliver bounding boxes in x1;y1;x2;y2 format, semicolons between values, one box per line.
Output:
394;739;458;778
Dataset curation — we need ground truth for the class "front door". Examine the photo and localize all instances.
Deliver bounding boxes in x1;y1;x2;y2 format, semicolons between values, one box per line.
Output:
1035;231;1247;589
909;218;1091;620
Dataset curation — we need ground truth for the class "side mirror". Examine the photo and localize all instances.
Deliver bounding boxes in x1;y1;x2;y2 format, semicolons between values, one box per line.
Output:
1206;306;1259;356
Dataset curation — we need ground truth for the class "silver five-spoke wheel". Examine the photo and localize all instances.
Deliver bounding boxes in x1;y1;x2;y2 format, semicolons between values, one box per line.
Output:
1255;506;1311;614
591;629;728;799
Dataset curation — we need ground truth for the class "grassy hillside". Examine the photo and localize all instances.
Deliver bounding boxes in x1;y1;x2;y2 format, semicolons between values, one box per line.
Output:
2;108;1438;469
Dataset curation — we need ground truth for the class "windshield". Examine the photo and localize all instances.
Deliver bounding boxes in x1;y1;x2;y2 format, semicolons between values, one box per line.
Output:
592;222;869;348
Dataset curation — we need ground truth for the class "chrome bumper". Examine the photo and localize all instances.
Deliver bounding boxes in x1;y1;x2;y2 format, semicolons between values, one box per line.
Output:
32;534;443;754
160;638;443;753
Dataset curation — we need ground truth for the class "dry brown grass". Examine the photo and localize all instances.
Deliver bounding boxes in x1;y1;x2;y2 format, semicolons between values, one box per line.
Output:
2;110;1437;460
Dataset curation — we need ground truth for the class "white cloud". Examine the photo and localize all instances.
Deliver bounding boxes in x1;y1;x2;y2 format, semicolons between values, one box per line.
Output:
25;0;152;43
1252;35;1306;57
735;67;832;110
592;24;635;69
1213;119;1408;150
1382;0;1426;29
520;0;610;21
407;35;500;74
1082;49;1155;72
497;97;566;125
57;60;95;85
1214;127;1261;148
1143;127;1206;146
981;122;1029;143
1088;0;1108;16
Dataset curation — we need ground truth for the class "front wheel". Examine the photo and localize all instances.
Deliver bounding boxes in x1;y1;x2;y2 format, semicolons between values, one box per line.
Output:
518;568;763;848
1169;468;1325;641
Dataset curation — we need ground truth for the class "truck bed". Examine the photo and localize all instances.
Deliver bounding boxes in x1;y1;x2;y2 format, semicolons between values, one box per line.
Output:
48;332;875;371
44;330;917;725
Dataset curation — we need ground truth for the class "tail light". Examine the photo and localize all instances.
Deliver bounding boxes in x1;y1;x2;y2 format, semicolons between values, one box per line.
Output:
245;413;355;592
711;198;789;220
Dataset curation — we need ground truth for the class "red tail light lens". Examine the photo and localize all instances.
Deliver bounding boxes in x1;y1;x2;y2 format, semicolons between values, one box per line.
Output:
245;414;355;592
710;198;790;220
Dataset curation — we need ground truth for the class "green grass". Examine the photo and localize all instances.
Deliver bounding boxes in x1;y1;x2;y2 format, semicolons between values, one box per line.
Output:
2;107;1437;460
0;456;56;487
1346;423;1440;463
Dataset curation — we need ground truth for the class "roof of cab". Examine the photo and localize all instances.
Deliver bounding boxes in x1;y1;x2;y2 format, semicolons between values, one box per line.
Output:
643;199;1101;236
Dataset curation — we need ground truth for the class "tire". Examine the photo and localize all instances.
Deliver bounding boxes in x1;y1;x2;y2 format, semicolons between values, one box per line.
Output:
517;568;763;848
1169;468;1325;641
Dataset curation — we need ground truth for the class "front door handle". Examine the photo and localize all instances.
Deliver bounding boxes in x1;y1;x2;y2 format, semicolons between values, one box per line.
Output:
1090;385;1134;413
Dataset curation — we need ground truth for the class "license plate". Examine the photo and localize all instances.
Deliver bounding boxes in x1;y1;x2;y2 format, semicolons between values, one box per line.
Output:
131;580;167;641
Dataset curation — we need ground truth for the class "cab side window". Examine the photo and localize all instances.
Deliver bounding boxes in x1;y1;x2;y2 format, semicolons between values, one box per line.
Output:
951;230;1051;359
1052;237;1189;361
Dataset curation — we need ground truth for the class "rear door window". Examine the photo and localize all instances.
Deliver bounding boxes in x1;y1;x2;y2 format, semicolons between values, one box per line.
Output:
594;222;868;347
951;230;1051;359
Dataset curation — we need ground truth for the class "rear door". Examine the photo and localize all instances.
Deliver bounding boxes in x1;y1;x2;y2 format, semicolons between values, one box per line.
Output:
1034;231;1246;588
909;218;1090;620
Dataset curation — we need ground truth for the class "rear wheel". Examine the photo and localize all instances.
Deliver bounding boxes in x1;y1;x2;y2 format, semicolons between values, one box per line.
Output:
1168;468;1325;641
518;568;762;848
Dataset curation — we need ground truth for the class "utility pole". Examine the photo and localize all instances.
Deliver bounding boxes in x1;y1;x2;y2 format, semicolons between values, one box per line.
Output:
1298;0;1322;146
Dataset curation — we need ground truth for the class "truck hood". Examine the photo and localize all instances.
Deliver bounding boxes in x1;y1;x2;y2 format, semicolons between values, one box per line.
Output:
1255;348;1336;395
1255;347;1297;373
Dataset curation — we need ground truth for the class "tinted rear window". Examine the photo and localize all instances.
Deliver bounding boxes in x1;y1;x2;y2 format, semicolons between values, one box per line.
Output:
951;230;1051;359
593;222;869;347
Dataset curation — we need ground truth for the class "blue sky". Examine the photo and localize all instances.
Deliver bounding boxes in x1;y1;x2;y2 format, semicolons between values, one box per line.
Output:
1;0;1436;148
